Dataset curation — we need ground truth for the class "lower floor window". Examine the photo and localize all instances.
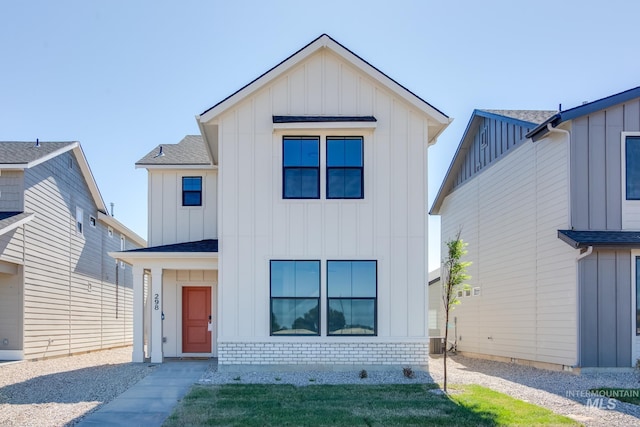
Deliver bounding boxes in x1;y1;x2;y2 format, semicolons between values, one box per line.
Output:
270;260;320;335
327;260;377;335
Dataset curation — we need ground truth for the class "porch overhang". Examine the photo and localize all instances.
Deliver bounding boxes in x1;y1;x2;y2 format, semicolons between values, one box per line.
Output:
558;230;640;249
109;238;219;269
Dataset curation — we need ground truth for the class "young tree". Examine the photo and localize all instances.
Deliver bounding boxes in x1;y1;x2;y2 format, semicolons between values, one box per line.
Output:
441;231;471;393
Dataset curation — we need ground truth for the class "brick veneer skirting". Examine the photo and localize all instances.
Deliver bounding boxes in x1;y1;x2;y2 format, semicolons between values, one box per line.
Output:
218;341;429;365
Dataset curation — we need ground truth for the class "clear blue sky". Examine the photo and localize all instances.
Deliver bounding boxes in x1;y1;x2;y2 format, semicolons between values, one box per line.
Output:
2;0;639;270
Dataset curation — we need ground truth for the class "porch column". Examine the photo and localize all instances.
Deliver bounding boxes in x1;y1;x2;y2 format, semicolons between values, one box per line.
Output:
150;267;164;363
132;265;144;363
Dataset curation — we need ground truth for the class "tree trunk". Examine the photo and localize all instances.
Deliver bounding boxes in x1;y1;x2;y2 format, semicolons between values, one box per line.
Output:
443;310;448;392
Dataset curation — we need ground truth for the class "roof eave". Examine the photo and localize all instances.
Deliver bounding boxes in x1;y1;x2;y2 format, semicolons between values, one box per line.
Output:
0;212;35;236
135;163;215;170
98;212;147;247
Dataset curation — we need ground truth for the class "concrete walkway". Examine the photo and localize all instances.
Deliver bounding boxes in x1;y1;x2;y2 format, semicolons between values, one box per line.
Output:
77;359;210;427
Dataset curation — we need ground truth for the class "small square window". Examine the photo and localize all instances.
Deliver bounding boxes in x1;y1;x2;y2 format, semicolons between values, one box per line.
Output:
457;290;463;298
473;287;481;296
464;289;471;297
182;177;202;206
108;227;113;238
89;216;96;227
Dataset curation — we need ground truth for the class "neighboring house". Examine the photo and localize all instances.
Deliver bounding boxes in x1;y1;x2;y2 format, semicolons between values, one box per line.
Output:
427;269;444;338
113;34;451;366
432;86;640;370
0;141;145;361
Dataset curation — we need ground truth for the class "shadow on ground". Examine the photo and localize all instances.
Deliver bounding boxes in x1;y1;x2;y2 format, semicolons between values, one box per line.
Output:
0;363;155;405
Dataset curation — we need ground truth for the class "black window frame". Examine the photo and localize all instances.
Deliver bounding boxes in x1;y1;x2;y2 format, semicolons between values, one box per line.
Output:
626;136;640;200
326;260;377;336
326;136;364;199
270;260;321;336
182;176;202;206
282;136;320;199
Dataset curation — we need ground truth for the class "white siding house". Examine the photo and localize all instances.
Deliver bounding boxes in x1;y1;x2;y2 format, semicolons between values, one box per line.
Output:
114;34;451;366
433;88;640;370
0;141;145;360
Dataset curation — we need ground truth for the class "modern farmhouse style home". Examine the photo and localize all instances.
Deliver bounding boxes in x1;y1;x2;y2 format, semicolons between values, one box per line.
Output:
432;86;640;370
0;141;145;361
113;34;451;366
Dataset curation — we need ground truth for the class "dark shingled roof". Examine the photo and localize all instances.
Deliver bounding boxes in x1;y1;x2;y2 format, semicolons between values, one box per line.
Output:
273;116;377;123
558;230;640;248
0;141;76;164
478;110;557;125
123;239;218;253
136;135;212;166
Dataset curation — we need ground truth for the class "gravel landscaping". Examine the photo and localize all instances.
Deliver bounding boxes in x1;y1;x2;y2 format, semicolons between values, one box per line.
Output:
3;348;640;427
0;347;155;427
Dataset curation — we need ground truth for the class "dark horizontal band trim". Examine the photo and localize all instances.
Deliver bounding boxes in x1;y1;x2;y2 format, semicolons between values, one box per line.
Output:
273;115;376;123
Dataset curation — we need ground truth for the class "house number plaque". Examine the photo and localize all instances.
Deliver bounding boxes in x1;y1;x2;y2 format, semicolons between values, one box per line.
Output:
154;294;160;310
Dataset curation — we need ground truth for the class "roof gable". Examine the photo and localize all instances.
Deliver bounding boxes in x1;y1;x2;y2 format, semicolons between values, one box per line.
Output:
197;34;450;129
430;109;556;214
0;140;145;246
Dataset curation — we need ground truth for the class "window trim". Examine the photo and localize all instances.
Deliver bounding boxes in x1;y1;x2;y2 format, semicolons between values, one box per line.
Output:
282;136;320;199
326;260;377;337
182;176;203;207
120;235;126;269
89;216;96;228
326;136;364;199
270;260;321;336
75;207;84;235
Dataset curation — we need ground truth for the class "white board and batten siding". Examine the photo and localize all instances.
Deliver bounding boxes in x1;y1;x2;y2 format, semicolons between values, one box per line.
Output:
148;170;217;247
21;152;138;359
215;48;430;345
440;132;577;366
161;269;218;357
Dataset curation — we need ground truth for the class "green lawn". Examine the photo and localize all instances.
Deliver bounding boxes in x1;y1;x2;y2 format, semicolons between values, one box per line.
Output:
163;383;579;426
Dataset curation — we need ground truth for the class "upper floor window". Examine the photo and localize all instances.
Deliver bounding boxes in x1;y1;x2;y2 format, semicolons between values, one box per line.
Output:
327;137;363;199
626;136;640;200
283;137;319;199
270;260;320;335
76;207;83;235
182;177;202;206
327;260;376;336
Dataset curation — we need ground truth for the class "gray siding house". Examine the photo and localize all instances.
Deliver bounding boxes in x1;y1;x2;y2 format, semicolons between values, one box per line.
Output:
0;141;145;360
432;86;640;370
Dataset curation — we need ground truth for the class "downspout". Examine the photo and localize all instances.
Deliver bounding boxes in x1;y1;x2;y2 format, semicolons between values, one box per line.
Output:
545;123;583;369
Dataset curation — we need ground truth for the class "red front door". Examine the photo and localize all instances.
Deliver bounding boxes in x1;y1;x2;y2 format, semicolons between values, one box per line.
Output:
182;287;211;353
